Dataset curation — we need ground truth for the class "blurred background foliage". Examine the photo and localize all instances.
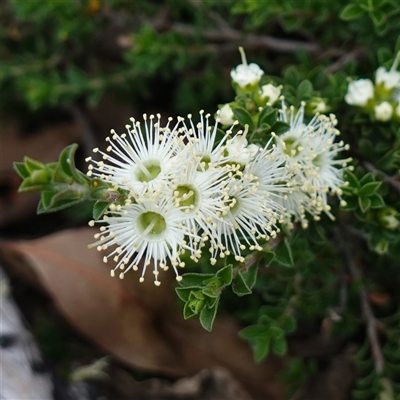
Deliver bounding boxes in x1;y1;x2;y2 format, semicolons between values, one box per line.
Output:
1;1;400;400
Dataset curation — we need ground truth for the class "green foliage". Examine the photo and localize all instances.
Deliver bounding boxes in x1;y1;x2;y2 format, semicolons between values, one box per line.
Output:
7;1;400;398
14;144;118;215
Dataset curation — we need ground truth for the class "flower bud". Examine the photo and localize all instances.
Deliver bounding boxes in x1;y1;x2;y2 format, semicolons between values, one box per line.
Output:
374;238;389;255
378;207;399;230
259;84;281;104
305;97;330;115
231;47;264;89
219;103;235;125
345;79;374;107
374;101;393;121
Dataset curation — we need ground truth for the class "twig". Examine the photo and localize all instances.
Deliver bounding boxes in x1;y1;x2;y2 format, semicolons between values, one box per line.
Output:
325;48;365;74
171;23;321;53
334;228;385;374
363;161;400;196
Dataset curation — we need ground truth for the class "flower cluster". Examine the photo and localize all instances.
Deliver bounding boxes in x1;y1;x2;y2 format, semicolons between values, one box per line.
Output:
87;107;348;284
86;51;350;285
345;52;400;122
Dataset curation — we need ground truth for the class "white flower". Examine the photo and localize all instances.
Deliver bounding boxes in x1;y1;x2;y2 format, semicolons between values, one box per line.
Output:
230;47;264;88
167;156;231;261
275;102;350;224
89;193;193;285
209;175;281;264
224;127;259;166
87;114;183;196
376;52;400;90
345;79;374;106
396;100;400;117
259;84;281;104
376;67;400;90
219;104;235;125
374;101;393;121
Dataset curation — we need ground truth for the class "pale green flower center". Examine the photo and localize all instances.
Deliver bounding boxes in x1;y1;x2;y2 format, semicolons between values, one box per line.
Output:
283;137;300;157
137;211;166;238
174;184;199;210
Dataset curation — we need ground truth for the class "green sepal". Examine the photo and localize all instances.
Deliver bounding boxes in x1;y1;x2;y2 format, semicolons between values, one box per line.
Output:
13;162;30;179
232;107;255;129
93;200;110;220
199;298;219;332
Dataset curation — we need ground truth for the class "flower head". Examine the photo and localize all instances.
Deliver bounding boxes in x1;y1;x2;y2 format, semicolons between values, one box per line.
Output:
375;52;400;91
231;47;264;88
87;114;183;196
89;193;193;285
275;102;350;224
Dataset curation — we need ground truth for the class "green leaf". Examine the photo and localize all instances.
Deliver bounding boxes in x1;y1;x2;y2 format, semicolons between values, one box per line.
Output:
93;200;110;220
359;172;375;186
239;324;269;339
215;264;233;285
24;157;46;173
199;299;219;331
369;193;385;208
358;196;372;213
340;4;365;20
344;170;360;189
59;144;88;184
13;162;30;179
280;315;297;333
274;237;294;267
232;272;252;296
272;333;287;355
297;80;313;99
18;178;46;193
232;107;255;129
272;121;290;135
241;262;258;290
175;287;192;302
183;301;197;319
259;108;278;127
359;181;382;196
261;249;276;266
254;337;271;362
370;9;386;26
179;273;214;288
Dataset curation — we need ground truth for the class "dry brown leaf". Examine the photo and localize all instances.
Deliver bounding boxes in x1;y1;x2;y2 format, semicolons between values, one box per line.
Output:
0;228;285;400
